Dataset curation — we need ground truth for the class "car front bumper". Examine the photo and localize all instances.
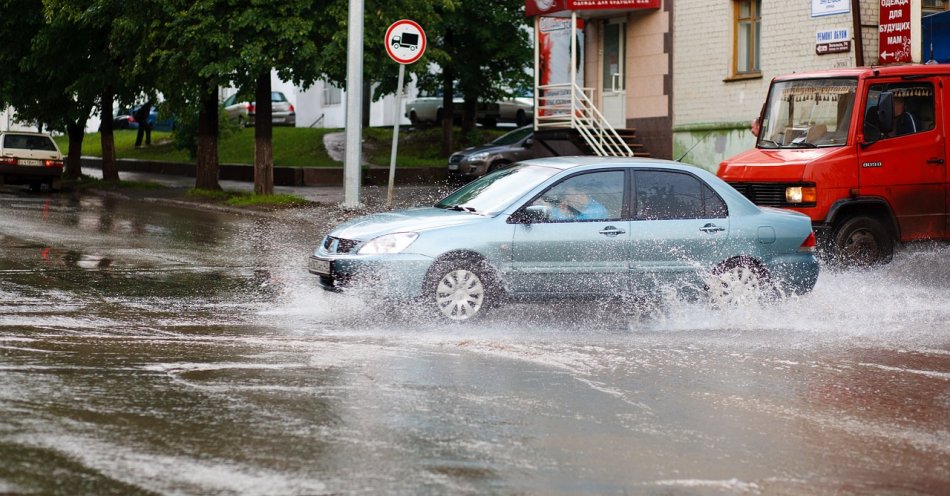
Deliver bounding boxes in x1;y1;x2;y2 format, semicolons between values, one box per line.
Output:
447;160;489;177
309;253;435;297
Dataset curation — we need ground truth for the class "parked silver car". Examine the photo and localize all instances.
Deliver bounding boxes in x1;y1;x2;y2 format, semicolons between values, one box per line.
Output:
222;91;296;127
309;157;819;322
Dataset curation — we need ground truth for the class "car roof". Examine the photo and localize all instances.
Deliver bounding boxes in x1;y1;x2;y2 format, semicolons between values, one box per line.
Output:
0;131;54;136
519;155;708;172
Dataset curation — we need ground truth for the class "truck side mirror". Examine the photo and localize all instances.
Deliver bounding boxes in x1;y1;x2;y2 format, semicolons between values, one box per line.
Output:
750;117;761;137
877;91;894;134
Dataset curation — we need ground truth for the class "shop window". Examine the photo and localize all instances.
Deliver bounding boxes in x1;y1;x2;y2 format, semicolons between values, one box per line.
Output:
733;0;761;76
923;0;948;15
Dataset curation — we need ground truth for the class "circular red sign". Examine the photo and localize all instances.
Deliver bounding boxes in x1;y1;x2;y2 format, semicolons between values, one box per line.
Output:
385;20;426;65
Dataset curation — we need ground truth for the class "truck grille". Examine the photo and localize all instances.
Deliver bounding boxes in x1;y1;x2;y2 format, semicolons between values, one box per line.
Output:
728;182;793;207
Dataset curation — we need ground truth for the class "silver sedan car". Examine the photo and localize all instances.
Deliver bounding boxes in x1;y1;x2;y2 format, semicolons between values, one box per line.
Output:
309;157;819;322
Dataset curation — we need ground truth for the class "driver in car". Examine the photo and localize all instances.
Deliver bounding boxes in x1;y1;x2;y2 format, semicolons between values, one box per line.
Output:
551;185;609;221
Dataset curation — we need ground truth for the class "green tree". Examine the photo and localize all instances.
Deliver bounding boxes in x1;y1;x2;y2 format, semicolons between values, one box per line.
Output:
225;0;330;195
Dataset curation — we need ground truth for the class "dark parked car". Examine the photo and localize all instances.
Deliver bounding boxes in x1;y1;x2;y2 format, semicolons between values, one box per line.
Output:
448;126;534;179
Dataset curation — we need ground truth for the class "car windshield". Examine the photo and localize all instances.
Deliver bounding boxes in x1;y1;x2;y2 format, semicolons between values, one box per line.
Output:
491;127;531;146
758;77;856;149
435;164;560;215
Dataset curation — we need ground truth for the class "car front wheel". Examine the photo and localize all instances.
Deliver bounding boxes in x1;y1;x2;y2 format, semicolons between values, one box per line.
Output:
427;260;496;322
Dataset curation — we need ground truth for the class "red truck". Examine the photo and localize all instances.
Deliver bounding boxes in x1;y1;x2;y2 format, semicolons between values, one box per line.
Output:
718;65;948;266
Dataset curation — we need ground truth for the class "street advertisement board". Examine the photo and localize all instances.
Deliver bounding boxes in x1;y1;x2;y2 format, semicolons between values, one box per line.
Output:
538;17;584;117
816;27;851;54
879;0;912;63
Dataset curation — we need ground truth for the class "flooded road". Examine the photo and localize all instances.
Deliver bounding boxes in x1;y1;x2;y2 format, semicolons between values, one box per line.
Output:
1;188;948;495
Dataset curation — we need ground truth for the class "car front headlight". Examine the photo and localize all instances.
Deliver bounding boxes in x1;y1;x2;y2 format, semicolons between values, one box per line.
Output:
468;151;490;162
357;232;419;255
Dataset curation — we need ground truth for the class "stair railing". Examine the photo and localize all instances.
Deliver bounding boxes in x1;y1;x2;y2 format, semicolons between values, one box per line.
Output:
535;83;634;157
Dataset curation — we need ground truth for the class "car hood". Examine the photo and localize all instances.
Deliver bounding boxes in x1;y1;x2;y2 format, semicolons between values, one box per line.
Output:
330;207;487;240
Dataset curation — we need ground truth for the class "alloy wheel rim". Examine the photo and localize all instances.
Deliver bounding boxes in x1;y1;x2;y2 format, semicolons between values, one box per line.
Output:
435;269;485;321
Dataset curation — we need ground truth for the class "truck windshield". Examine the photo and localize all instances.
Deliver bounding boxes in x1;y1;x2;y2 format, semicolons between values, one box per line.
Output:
758;78;856;149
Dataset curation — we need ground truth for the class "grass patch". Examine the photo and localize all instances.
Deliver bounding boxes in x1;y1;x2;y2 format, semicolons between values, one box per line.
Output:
186;188;310;208
56;128;339;168
363;126;507;168
58;126;507;169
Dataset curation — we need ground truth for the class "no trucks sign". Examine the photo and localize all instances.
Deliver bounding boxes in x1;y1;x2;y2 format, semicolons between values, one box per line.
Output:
385;20;426;65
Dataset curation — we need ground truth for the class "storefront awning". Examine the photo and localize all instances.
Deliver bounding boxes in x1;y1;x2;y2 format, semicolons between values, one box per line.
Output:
525;0;660;17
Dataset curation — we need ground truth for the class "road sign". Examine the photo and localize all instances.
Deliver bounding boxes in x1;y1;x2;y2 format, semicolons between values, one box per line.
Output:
385;20;426;65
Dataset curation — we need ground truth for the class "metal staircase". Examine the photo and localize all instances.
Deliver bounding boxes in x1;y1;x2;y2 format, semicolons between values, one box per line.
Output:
535;83;648;158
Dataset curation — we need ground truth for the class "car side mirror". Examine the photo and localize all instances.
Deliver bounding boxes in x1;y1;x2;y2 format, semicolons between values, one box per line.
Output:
877;91;894;134
750;116;761;137
524;138;534;148
509;205;550;224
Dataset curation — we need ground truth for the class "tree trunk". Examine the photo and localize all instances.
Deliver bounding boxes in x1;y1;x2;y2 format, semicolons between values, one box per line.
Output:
462;96;477;133
65;120;85;179
100;86;119;182
440;69;455;157
195;80;221;190
254;74;274;196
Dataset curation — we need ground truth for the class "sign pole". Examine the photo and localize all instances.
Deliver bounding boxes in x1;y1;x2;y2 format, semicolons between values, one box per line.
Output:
343;0;364;208
386;64;405;209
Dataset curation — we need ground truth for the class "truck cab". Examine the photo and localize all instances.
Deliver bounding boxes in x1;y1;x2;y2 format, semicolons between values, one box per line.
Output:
717;65;948;266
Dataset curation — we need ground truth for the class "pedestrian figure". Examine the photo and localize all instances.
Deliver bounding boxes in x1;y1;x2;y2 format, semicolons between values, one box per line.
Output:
134;101;153;147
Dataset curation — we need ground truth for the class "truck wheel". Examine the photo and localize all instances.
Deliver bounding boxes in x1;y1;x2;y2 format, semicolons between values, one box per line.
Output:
832;216;894;267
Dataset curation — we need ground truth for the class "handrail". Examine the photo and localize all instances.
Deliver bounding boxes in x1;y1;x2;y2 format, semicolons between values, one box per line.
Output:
534;83;634;157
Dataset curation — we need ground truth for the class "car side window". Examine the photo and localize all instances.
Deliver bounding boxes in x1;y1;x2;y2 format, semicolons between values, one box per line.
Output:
703;184;728;218
635;171;707;220
865;82;935;139
530;171;624;222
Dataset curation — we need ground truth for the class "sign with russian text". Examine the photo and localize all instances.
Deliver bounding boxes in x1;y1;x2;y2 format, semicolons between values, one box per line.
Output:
816;28;851;54
811;0;849;17
525;0;659;16
879;0;912;63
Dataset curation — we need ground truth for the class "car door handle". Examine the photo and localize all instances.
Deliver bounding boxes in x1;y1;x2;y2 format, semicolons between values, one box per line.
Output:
926;157;945;165
598;226;626;237
699;223;725;233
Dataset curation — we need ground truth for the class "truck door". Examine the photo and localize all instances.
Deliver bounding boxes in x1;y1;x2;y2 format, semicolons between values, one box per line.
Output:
858;79;946;240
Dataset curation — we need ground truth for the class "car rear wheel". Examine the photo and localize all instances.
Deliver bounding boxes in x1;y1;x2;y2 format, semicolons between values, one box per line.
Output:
516;109;528;127
831;216;893;267
427;259;496;322
706;258;774;307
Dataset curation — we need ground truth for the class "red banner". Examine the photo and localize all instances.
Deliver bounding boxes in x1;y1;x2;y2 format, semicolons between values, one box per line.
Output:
879;0;912;63
526;0;660;17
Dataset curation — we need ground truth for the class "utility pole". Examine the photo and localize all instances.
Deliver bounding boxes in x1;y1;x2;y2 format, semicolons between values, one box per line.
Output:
343;0;364;208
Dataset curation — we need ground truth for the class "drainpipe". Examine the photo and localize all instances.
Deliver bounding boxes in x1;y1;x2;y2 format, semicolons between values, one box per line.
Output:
851;0;864;66
534;16;539;130
571;9;577;125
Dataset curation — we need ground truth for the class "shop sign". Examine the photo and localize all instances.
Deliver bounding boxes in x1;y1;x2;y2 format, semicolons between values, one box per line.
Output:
526;0;659;17
879;0;912;63
811;0;850;17
816;28;851;55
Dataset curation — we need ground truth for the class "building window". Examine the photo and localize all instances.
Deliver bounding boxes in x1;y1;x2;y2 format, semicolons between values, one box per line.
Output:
323;84;341;106
734;0;761;75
